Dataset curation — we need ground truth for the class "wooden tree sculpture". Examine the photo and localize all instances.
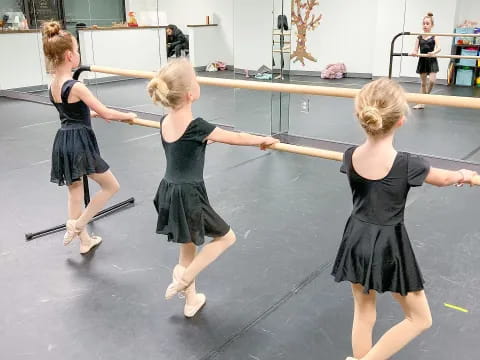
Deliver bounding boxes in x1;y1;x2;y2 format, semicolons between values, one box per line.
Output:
291;0;323;65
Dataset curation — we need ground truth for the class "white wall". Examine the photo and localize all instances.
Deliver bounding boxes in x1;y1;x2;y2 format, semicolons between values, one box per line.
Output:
78;28;167;80
372;0;407;78
288;0;377;74
455;0;480;27
189;26;228;68
126;0;234;65
0;33;49;89
233;0;272;71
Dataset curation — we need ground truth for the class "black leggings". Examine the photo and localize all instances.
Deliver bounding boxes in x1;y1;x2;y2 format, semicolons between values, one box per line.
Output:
168;44;186;57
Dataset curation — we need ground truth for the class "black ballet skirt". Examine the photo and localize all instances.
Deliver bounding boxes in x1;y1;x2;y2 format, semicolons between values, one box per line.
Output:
331;147;430;296
153;117;230;246
416;36;439;74
50;80;109;186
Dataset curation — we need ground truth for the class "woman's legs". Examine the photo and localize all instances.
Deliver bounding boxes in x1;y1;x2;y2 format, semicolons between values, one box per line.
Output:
358;290;432;360
351;284;377;358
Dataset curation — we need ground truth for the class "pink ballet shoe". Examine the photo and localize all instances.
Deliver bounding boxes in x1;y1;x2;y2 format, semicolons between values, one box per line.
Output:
165;265;191;300
184;293;206;318
178;271;206;318
64;219;82;245
79;231;102;254
184;290;206;318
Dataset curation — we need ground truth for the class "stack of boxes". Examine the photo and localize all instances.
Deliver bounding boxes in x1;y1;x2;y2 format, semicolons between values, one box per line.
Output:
454;27;480;87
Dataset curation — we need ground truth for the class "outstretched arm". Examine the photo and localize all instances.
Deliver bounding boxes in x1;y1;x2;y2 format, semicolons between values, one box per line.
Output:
206;127;279;149
72;83;136;122
425;168;477;187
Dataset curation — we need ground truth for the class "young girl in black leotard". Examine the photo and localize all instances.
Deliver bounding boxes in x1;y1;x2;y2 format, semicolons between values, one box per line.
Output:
410;12;441;110
148;58;279;318
333;79;477;360
42;21;136;254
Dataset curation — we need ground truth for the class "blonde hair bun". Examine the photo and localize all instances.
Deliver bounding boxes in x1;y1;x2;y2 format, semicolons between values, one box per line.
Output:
359;106;383;132
42;21;61;38
147;77;171;108
355;78;408;136
147;58;194;109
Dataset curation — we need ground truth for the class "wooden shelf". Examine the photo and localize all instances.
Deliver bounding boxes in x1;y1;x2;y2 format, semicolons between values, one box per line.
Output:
454;43;480;47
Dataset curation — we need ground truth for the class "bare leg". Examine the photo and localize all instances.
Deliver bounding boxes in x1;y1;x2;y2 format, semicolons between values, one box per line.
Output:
64;180;86;246
351;284;377;358
427;72;436;93
181;229;236;284
166;229;236;300
74;170;120;229
63;171;119;251
67;180;84;220
179;243;199;305
413;73;428;109
359;290;432;360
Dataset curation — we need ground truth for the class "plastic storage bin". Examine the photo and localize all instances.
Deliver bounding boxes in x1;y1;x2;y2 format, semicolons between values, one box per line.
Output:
455;27;475;45
459;48;478;66
455;68;473;86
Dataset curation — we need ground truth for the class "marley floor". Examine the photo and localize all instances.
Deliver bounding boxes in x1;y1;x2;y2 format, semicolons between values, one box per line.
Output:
1;75;479;359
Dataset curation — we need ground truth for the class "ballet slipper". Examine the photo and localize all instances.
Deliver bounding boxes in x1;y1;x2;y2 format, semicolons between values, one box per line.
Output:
184;290;206;318
175;270;206;318
165;265;191;300
64;219;82;245
79;230;102;254
413;104;425;110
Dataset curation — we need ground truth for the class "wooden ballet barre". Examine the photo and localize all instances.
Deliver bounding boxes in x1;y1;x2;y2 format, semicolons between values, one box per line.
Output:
394;52;480;60
110;117;480;185
83;65;480;110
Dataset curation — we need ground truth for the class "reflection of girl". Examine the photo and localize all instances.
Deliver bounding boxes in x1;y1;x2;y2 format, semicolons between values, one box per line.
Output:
410;12;440;110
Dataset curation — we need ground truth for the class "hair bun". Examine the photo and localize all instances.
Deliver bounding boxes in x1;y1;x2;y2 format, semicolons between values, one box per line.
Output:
42;21;61;38
360;106;383;131
147;76;171;107
427;12;433;17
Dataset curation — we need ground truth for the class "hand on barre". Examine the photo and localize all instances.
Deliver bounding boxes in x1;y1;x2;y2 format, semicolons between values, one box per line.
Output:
118;112;138;124
260;137;280;150
457;169;479;187
91;111;137;124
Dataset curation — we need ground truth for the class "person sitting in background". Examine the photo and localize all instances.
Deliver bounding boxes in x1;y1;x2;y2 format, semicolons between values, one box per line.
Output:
166;24;189;58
